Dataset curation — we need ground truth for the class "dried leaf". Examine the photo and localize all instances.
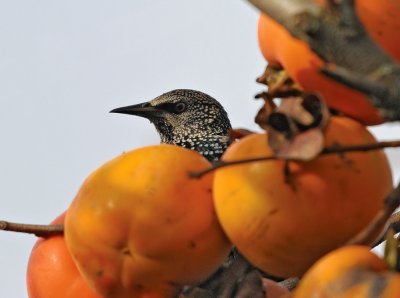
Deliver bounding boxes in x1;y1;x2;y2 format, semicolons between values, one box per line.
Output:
269;127;325;161
256;63;283;86
256;64;302;98
255;66;332;161
278;97;314;126
255;99;277;131
266;95;330;161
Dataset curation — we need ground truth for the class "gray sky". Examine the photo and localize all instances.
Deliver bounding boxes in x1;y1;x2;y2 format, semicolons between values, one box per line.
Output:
0;1;399;297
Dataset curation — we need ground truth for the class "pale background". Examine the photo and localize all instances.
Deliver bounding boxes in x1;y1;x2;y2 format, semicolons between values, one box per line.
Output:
0;1;399;297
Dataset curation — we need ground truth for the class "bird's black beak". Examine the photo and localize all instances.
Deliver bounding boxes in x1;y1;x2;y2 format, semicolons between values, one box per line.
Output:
110;102;161;119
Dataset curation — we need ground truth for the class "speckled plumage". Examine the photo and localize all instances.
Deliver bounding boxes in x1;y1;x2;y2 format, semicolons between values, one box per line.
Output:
111;89;232;161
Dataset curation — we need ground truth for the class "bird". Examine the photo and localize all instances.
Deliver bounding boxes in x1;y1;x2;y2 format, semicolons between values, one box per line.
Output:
111;89;262;294
110;89;232;161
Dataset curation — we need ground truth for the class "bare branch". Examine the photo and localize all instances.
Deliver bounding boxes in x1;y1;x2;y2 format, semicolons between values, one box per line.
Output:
247;0;320;33
246;0;400;122
0;221;64;237
320;65;388;99
190;139;400;179
189;156;277;179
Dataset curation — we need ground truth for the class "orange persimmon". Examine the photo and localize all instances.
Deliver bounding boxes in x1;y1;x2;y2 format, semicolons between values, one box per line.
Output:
65;145;231;298
294;245;400;297
257;0;400;125
213;116;393;277
26;212;100;298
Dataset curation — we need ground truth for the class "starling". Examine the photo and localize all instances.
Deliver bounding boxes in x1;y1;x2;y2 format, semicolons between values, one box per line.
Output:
110;89;232;161
111;89;261;294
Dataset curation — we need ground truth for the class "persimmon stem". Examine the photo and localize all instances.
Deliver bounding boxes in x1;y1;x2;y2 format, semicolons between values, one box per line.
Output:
0;221;64;237
189;139;400;179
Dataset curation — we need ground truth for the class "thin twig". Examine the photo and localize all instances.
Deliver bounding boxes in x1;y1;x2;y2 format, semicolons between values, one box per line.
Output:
0;221;64;237
190;157;277;178
321;140;400;154
190;139;400;179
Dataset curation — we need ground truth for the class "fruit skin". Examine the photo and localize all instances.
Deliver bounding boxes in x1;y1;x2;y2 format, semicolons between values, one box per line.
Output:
257;13;380;125
65;145;231;298
294;245;400;298
355;0;400;63
213;116;393;277
257;0;400;125
26;212;100;298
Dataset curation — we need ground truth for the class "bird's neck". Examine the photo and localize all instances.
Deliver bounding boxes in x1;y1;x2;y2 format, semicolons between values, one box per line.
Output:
154;120;231;161
162;131;231;161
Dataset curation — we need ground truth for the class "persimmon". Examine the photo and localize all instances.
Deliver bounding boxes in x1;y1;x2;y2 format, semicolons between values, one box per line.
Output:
294;245;400;297
65;145;231;298
355;0;400;62
257;0;400;125
26;212;100;298
213;116;393;277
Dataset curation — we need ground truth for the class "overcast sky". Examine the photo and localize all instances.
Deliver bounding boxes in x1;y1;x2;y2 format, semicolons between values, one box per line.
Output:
0;1;399;297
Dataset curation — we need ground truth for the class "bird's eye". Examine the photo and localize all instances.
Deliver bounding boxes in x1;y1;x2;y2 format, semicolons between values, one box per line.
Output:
174;102;187;113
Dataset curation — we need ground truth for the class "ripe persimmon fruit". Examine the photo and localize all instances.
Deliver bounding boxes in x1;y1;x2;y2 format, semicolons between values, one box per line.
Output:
294;245;400;297
213;116;393;277
257;0;400;125
65;145;231;298
355;0;400;62
26;212;100;298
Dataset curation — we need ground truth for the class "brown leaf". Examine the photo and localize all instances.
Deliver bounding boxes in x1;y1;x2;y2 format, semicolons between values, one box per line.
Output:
256;65;302;98
278;97;314;126
262;94;331;161
268;127;325;161
255;99;277;131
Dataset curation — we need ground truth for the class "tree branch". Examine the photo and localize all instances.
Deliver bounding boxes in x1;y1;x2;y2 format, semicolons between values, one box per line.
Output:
0;221;64;237
190;139;400;178
247;0;400;122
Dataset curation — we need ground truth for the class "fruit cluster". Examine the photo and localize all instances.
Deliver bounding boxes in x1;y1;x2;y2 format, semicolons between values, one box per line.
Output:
26;1;399;297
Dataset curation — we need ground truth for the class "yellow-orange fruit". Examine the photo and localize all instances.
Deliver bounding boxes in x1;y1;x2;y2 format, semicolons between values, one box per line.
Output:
65;145;231;298
213;116;393;277
294;246;400;298
27;212;100;298
257;0;400;125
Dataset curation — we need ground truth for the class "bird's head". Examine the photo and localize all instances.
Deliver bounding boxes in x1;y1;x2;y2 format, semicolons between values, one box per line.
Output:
111;89;232;160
